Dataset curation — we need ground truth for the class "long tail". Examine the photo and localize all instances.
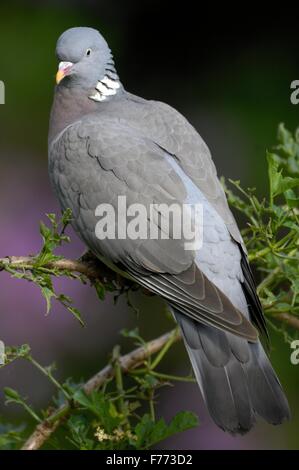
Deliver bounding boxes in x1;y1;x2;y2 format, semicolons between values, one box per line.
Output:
174;311;290;434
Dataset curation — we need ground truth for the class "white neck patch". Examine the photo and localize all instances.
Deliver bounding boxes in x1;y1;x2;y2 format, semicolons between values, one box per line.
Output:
89;71;121;102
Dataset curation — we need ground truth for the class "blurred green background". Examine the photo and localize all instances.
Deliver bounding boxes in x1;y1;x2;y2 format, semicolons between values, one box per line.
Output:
0;0;299;449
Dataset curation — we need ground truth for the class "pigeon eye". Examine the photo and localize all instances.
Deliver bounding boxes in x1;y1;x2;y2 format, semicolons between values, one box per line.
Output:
86;48;92;56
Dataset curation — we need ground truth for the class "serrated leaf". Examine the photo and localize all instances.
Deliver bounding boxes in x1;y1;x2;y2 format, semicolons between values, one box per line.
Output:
284;189;299;209
61;208;73;226
73;390;121;432
167;410;199;435
267;152;299;200
67;415;94;450
134;411;198;449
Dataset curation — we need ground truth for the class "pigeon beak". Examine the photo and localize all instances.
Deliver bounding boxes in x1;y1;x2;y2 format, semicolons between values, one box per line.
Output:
56;61;74;84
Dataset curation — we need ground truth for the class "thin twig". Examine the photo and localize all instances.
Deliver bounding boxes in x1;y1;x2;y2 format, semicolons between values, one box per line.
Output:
112;345;129;428
274;313;299;331
21;329;181;451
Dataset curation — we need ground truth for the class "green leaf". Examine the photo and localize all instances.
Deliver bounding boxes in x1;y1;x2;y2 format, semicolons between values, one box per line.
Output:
134;411;198;449
167;410;199;434
73;390;121;433
0;423;25;450
2;345;31;369
121;327;145;346
39;221;52;243
94;280;106;300
140;374;160;390
41;286;55;314
267;152;299;201
46;213;58;226
67;306;84;326
277;123;293;147
284;189;299;209
61;208;73;227
67;415;94;450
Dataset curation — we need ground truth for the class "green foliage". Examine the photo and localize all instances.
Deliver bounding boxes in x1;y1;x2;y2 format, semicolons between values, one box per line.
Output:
4;388;41;423
223;123;299;341
134;412;198;449
0;327;197;450
0;423;26;450
0;210;87;324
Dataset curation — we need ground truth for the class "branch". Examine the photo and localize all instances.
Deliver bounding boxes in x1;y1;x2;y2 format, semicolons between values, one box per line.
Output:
21;328;181;451
0;254;115;283
274;313;299;331
2;255;298;331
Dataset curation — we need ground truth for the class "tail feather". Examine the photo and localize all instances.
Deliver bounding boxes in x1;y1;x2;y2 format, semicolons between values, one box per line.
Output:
244;342;291;424
175;311;290;434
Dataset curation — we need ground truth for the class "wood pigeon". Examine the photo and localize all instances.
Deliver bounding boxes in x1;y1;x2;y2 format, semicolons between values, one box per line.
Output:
48;27;290;434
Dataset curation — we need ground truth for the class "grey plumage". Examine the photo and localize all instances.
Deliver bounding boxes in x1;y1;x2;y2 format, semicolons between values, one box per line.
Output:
48;26;290;434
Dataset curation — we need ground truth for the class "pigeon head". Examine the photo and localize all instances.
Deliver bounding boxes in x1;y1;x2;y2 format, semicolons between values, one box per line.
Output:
55;27;121;100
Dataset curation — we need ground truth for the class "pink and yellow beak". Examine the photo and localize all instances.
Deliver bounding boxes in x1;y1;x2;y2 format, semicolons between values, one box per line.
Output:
56;61;73;84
